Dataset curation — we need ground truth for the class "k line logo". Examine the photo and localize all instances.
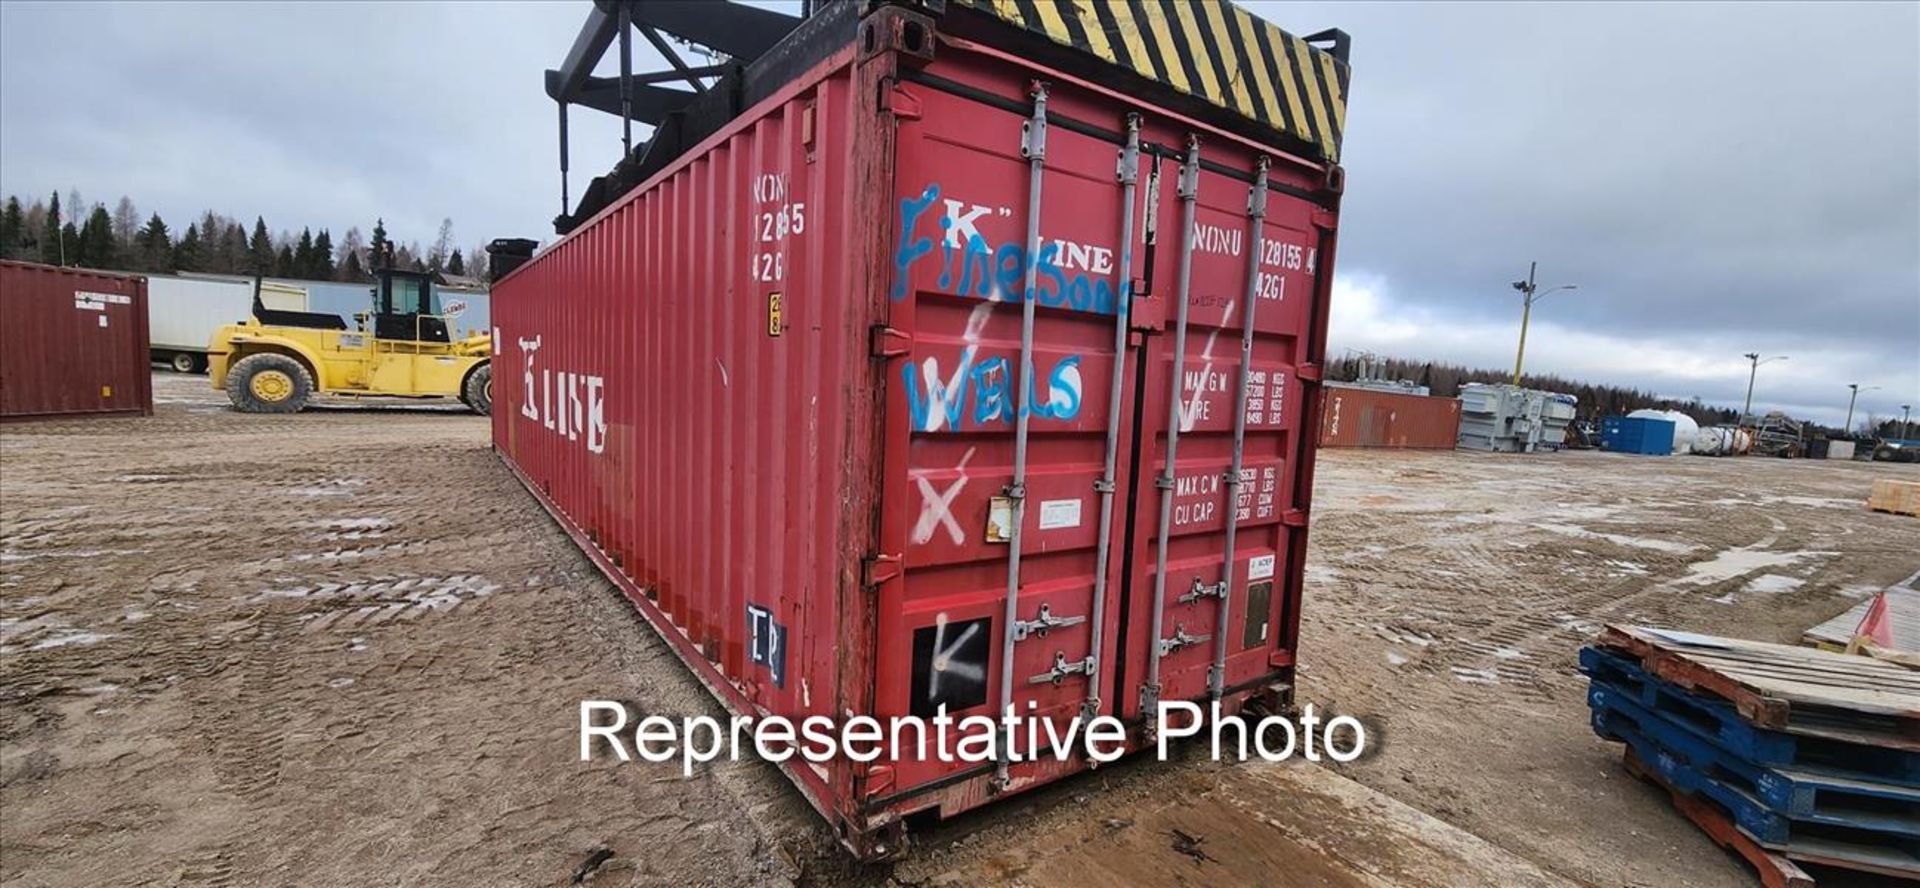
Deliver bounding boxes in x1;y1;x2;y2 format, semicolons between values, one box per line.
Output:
517;334;607;454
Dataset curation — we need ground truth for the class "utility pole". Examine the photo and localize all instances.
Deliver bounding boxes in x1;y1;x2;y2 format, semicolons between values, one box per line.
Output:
1741;352;1787;423
1510;262;1576;386
1902;404;1912;441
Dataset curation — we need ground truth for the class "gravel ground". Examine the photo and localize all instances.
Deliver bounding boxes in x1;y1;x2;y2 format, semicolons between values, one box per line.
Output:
3;371;1915;886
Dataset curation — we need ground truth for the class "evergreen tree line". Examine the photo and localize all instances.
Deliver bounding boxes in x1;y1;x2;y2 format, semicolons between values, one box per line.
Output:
0;191;491;284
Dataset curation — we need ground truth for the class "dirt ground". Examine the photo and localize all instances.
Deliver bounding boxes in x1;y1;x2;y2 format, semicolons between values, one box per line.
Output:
3;372;1916;886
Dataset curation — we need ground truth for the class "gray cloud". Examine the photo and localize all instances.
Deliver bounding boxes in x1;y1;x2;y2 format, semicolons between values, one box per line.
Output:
3;1;1915;423
1;1;633;250
1262;1;1919;423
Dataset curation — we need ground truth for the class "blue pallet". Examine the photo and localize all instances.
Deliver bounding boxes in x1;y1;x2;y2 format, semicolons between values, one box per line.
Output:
1581;646;1920;787
1590;682;1920;838
1596;703;1920;871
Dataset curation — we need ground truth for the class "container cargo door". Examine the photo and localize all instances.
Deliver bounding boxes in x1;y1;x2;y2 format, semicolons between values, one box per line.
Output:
876;75;1144;792
1116;134;1331;722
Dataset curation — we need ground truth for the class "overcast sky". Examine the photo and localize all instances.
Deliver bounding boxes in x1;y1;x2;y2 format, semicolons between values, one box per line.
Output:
2;1;1915;427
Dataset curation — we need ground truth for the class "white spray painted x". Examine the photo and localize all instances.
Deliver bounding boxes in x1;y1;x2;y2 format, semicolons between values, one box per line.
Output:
911;446;977;545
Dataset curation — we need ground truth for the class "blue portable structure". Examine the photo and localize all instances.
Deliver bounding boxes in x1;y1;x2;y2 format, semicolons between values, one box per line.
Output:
1602;416;1675;455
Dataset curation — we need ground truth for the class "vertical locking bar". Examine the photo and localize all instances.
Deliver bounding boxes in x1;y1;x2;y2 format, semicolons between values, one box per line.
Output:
994;82;1048;792
1142;136;1202;721
1209;157;1270;699
1082;113;1142;719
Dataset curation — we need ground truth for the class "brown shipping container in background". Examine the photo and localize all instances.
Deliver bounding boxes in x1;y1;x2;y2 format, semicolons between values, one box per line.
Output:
1;261;153;421
1319;385;1460;449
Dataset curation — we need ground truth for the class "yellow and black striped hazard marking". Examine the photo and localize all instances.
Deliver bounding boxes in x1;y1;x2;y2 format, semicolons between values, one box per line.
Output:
953;0;1349;163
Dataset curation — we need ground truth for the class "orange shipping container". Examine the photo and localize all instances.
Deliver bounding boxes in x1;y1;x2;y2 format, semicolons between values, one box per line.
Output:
1319;385;1460;449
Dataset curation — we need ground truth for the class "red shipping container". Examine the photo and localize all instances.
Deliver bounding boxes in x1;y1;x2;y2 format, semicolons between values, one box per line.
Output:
495;2;1346;856
1319;385;1462;449
1;260;153;421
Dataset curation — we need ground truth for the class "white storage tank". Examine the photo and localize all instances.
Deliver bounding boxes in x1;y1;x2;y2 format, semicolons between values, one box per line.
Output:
1693;426;1735;456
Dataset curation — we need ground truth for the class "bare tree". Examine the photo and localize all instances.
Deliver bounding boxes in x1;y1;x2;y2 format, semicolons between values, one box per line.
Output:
112;197;140;248
338;226;366;280
430;217;454;271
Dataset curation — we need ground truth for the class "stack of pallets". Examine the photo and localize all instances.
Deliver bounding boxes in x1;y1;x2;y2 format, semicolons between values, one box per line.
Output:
1582;625;1920;886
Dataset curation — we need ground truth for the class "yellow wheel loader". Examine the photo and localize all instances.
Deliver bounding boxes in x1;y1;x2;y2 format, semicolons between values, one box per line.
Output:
209;269;492;415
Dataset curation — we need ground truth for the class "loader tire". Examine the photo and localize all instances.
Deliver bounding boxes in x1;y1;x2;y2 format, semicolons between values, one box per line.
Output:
226;353;312;414
464;364;493;416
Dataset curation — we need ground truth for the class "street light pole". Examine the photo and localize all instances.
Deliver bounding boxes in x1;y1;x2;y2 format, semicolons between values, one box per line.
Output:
1844;383;1881;436
1903;405;1912;441
1512;263;1536;386
1510;262;1576;386
1741;353;1787;423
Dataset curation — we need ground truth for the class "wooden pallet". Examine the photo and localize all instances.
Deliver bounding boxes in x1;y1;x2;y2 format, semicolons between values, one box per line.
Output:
1597;626;1920;752
1868;479;1920;517
1582;647;1920;785
1805;587;1919;654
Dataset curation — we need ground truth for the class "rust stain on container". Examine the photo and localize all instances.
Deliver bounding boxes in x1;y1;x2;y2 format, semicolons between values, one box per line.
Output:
493;3;1345;857
1;260;152;421
1319;386;1460;449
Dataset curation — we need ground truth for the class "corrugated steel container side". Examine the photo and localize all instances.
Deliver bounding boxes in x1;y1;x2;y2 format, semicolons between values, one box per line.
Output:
494;42;881;834
492;5;1342;856
1318;385;1461;449
0;261;152;421
1601;416;1674;455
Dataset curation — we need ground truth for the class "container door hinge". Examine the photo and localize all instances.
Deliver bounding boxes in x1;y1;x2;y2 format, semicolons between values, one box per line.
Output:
1283;508;1310;528
886;83;923;121
861;763;897;800
869;325;911;358
862;552;902;587
1139;682;1162;715
1027;652;1094;686
1296;362;1323;382
1011;602;1084;642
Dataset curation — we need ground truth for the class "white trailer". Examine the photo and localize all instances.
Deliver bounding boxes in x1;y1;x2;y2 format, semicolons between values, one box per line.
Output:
146;275;255;373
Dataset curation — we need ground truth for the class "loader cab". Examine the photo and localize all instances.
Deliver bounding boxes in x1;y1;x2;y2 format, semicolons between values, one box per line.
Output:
372;269;451;344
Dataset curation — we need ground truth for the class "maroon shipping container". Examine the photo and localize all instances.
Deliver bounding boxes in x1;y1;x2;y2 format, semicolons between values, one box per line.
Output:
1319;385;1462;449
0;261;153;421
495;1;1346;856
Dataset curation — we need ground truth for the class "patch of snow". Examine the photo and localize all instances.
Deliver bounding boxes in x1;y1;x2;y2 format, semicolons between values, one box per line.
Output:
32;630;114;650
1680;546;1831;586
1533;522;1698;554
1743;574;1806;594
1450;667;1498;685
